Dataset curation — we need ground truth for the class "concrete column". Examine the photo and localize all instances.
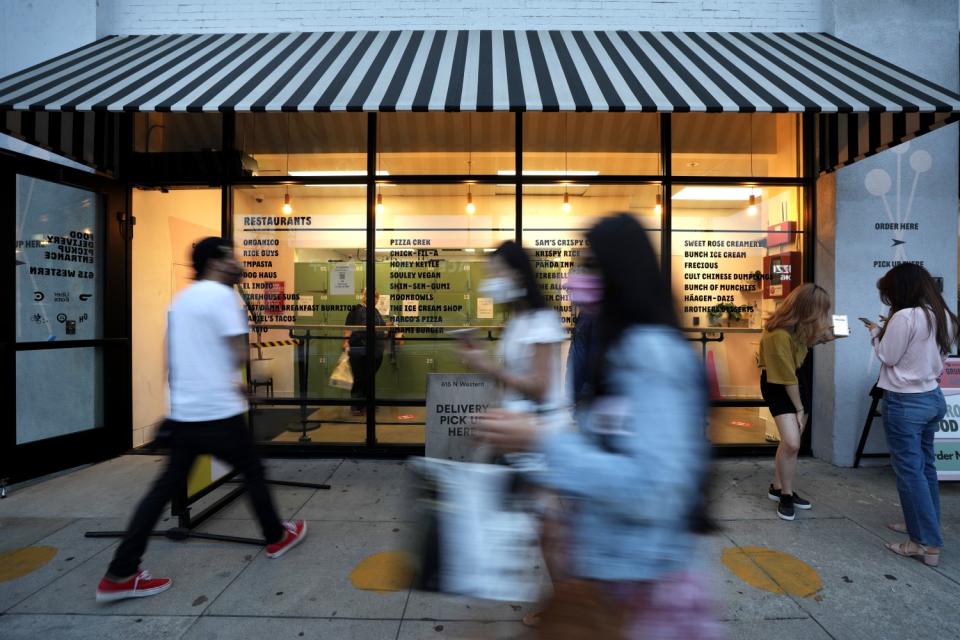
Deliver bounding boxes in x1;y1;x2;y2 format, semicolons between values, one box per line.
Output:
813;0;959;465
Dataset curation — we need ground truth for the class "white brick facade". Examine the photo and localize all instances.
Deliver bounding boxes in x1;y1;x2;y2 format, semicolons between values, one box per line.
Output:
95;0;827;36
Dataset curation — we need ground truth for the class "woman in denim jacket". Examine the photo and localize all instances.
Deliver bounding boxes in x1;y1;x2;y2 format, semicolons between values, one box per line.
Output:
479;214;722;639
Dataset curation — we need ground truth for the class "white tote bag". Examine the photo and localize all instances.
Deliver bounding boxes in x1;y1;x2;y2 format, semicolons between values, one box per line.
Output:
409;457;545;602
328;352;353;390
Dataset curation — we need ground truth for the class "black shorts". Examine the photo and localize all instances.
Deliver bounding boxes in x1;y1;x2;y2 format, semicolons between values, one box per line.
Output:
760;370;806;417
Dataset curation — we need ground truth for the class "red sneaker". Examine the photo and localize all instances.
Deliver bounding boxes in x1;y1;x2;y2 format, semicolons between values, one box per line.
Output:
95;569;172;602
265;520;307;559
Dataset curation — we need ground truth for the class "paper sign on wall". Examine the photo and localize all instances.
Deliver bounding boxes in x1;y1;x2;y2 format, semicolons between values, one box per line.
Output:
376;294;391;317
330;264;355;294
476;297;493;319
402;299;419;317
298;295;314;317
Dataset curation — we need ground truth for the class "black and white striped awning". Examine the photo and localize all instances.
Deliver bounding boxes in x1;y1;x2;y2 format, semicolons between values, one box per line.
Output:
1;30;958;172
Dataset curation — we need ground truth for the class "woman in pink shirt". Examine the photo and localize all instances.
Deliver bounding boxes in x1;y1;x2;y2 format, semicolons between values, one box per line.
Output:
863;263;958;567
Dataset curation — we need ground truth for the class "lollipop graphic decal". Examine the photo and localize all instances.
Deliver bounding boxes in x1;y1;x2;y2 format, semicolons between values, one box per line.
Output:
862;141;934;374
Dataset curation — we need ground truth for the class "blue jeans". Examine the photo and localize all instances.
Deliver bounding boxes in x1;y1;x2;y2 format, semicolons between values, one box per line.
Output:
883;389;947;547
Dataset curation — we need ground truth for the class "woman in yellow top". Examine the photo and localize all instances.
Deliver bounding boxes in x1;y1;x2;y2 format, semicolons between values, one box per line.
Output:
758;283;840;521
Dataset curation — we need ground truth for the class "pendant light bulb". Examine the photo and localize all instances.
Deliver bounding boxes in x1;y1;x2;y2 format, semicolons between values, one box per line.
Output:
561;192;571;214
654;192;663;215
375;192;384;216
465;190;475;215
747;194;758;216
282;191;293;216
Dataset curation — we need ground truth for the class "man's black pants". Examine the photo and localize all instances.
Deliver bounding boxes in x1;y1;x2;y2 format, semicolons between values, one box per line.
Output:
108;415;284;578
348;351;383;411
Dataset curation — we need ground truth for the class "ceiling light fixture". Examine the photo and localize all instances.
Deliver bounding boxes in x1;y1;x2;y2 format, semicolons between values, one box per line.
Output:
288;170;390;177
673;187;762;201
465;114;475;215
747;194;758;216
654;193;662;215
560;114;572;214
374;126;384;216
496;170;599;176
282;191;293;215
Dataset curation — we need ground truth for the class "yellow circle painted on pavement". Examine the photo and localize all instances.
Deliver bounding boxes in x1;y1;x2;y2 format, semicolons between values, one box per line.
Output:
0;546;58;583
721;546;823;598
350;550;415;593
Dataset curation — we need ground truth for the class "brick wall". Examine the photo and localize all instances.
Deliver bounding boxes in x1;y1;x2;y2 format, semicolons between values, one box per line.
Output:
96;0;828;36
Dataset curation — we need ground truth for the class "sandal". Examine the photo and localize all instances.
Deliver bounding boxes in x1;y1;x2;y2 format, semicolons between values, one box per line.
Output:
886;522;908;534
885;541;940;567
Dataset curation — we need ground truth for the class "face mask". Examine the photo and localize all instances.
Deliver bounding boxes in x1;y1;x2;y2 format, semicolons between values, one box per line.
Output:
566;273;603;309
479;276;523;304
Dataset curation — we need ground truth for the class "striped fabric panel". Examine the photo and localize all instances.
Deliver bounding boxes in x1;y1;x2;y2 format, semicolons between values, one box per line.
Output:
1;30;957;175
1;30;957;114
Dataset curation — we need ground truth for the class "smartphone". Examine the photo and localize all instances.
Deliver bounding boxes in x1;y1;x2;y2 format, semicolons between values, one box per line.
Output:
831;315;849;337
858;317;874;325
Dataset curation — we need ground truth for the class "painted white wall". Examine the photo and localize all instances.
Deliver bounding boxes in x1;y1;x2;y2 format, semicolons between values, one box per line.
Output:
131;188;222;448
813;0;960;466
94;0;827;35
0;0;96;76
0;0;97;170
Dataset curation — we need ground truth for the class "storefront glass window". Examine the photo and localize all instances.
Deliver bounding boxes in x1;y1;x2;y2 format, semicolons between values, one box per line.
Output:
133;113;223;153
237;112;367;175
523;112;661;176
16;176;103;341
15;175;105;444
672;113;801;177
226;112;806;451
671;184;805;445
372;183;514;444
233;184;367;445
378;112;514;175
523;184;662;331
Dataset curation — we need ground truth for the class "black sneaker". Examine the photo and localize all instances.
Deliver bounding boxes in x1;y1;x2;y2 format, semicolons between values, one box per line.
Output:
777;493;796;521
768;485;812;510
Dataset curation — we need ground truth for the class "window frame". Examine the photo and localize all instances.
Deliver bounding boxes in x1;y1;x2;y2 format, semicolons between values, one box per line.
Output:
219;111;816;456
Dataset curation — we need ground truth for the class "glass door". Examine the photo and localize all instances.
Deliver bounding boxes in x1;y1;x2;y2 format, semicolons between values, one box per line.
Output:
3;166;130;484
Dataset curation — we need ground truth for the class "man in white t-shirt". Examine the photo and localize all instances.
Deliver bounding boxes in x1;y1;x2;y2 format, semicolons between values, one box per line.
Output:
96;238;306;603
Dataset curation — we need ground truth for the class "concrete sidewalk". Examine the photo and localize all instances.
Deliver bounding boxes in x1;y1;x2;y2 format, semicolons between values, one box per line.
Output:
1;456;958;639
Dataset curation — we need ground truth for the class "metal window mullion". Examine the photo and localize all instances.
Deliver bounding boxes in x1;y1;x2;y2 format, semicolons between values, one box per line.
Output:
515;110;522;245
366;112;377;447
660;113;671;282
802;112;816;285
221;111;236;241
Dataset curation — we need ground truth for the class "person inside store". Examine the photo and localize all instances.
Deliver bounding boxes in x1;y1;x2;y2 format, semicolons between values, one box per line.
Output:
460;240;567;418
475;214;722;638
758;283;842;521
343;287;387;416
458;239;567;628
96;238;306;603
862;264;957;567
565;259;603;405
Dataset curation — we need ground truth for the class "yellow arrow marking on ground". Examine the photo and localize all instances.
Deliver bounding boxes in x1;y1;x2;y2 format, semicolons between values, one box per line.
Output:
350;550;415;593
721;546;823;598
0;546;58;583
